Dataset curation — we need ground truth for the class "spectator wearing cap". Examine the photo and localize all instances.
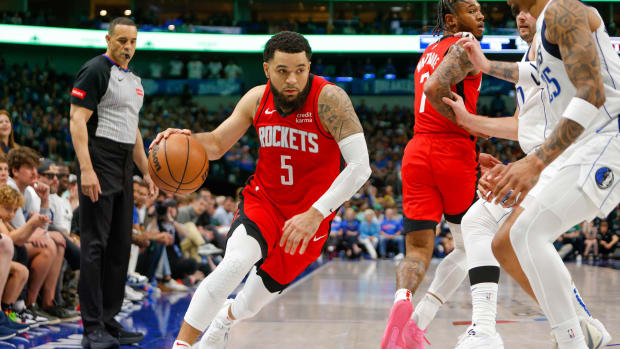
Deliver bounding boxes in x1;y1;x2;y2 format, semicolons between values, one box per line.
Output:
37;159;81;319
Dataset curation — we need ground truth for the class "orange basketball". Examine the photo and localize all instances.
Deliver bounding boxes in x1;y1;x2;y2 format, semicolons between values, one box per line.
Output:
148;133;209;195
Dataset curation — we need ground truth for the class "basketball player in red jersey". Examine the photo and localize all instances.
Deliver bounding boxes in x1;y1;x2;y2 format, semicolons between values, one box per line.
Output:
152;32;371;349
381;1;501;348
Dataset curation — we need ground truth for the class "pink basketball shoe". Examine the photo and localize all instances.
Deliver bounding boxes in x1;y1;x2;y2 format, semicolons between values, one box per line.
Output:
403;318;429;349
381;299;413;349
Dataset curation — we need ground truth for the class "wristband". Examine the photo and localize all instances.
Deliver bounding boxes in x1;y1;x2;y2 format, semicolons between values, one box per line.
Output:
562;97;599;129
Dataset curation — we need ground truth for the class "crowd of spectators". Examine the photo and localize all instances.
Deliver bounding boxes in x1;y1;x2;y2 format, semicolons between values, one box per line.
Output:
5;5;618;37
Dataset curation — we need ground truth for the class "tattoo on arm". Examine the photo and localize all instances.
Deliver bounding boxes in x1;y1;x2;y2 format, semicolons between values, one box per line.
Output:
535;118;584;165
487;61;519;84
396;256;427;291
317;85;363;141
425;44;474;124
545;0;605;106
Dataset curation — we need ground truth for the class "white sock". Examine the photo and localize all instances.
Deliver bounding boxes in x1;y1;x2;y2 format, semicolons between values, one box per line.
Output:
411;293;442;330
470;282;498;336
14;299;25;312
172;340;191;349
394;288;412;304
552;317;587;349
570;282;591;320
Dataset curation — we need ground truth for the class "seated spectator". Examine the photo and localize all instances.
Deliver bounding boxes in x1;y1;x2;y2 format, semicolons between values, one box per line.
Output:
0;184;50;326
359;209;380;259
379;208;404;259
0;110;18;156
6;148;72;322
598;221;618;262
212;196;234;228
339;208;362;259
582;221;599;260
0;231;30;334
325;212;343;259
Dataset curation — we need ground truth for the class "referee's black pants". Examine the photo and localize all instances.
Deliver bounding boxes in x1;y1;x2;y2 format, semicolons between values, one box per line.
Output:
77;137;134;335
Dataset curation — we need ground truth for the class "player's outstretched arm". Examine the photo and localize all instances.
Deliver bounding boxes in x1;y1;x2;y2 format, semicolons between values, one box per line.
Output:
534;0;605;166
455;33;537;86
149;85;263;160
423;44;475;124
442;91;519;140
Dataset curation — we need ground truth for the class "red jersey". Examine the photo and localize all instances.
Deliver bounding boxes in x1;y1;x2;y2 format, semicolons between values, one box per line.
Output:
245;75;341;219
414;36;482;137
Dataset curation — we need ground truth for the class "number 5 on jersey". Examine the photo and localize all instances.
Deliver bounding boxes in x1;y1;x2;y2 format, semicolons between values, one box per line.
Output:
281;155;293;185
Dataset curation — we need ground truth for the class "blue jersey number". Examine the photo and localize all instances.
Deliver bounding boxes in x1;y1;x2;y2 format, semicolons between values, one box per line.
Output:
516;86;525;108
542;67;561;102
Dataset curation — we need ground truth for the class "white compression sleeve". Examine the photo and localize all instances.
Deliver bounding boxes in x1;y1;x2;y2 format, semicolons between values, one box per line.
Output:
312;133;371;217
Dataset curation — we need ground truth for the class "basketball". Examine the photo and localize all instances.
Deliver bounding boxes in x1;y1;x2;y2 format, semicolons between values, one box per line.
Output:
148;133;209;194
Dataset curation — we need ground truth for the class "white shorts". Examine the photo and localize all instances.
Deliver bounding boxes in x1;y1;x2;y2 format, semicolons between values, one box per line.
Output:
561;131;620;218
520;151;569;210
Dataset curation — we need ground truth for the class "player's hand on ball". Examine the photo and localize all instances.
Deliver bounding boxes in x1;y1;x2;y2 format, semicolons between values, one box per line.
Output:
280;207;324;255
491;154;544;207
454;32;490;74
149;128;191;151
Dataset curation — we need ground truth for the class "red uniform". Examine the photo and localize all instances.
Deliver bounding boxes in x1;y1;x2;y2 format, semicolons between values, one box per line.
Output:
234;75;340;292
402;36;482;231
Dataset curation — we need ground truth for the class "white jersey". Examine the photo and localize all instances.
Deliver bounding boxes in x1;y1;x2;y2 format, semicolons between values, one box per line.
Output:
535;2;620;136
534;2;620;217
516;40;554;155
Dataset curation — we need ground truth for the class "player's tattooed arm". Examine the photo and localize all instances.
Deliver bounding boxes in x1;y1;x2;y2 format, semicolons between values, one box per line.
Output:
535;118;583;165
317;84;364;142
486;61;519;84
546;0;605;107
424;44;474;124
534;0;605;166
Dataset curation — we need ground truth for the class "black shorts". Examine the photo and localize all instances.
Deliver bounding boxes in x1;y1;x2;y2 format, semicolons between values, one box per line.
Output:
12;244;29;267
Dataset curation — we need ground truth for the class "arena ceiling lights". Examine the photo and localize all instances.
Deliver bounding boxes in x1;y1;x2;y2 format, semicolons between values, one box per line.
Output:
1;24;619;54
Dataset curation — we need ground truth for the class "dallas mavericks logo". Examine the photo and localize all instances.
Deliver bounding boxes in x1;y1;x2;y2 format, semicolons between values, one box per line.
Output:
595;167;614;189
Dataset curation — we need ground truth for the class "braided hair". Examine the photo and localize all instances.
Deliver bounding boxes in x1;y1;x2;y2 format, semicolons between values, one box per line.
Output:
433;0;467;36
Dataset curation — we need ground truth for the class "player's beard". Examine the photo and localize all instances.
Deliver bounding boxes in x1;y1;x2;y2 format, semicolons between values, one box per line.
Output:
271;79;312;114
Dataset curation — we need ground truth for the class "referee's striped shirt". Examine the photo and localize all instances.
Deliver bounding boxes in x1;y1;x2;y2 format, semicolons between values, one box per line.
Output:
70;54;144;145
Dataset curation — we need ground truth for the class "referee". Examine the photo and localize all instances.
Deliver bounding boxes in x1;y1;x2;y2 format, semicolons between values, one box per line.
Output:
69;17;156;349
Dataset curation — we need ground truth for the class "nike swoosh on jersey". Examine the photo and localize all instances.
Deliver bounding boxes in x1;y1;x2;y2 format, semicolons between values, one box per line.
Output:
265;108;276;114
313;234;327;242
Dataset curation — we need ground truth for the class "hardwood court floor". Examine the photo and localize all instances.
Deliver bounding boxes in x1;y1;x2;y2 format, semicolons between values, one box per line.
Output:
227;260;619;349
19;259;619;348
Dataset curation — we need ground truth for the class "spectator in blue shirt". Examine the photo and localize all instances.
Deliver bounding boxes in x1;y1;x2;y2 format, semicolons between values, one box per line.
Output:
340;208;362;259
360;209;380;259
379;208;404;258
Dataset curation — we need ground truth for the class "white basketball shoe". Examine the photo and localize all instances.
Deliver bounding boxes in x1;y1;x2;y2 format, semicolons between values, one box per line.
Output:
551;317;611;349
199;299;235;349
455;326;504;349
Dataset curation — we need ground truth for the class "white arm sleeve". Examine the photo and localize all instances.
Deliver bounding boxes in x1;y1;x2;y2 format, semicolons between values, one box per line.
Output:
312;133;372;218
517;61;540;89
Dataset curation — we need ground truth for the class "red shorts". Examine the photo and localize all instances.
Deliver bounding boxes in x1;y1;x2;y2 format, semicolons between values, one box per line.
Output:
401;134;479;231
229;189;330;292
